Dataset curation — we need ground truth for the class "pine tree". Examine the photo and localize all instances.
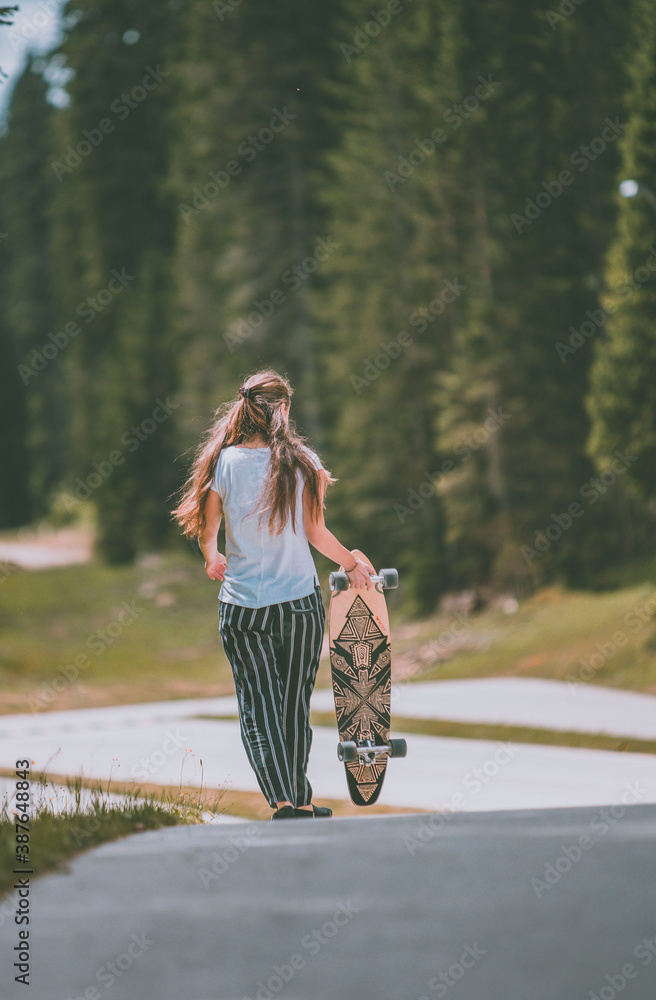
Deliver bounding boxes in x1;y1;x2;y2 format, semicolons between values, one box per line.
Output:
48;0;184;561
0;60;63;526
169;0;348;468
318;0;634;606
313;0;465;613
434;0;634;593
587;0;656;519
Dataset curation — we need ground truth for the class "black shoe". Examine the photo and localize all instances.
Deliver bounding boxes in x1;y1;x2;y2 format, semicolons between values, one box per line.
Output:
310;804;333;818
271;805;298;820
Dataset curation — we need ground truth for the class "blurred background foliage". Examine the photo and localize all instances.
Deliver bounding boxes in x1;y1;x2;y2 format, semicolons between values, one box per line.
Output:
2;0;656;615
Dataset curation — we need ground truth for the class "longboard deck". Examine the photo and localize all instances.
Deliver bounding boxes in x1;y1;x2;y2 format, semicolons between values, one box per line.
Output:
328;559;392;806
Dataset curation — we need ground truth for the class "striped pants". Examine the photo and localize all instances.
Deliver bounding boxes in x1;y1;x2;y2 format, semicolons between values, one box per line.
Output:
218;583;325;809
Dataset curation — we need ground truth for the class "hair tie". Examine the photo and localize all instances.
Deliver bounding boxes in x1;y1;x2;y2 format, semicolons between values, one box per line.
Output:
238;386;251;400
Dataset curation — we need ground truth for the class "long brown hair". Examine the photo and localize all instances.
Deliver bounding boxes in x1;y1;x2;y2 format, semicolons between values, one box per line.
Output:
171;369;335;539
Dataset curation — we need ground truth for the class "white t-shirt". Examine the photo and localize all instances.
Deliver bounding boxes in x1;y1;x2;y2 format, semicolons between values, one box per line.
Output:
209;444;323;608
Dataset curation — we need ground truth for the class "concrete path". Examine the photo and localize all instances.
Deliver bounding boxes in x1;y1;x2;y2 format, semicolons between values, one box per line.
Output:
315;675;656;739
15;672;656;738
2;696;656;813
3;804;656;999
0;527;92;569
385;676;656;739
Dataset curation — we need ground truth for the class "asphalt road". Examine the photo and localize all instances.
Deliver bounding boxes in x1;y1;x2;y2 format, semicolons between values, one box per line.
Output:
3;803;656;1000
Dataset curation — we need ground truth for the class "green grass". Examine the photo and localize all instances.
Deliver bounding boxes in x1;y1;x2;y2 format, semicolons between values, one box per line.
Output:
309;712;656;756
0;550;238;712
0;771;222;896
391;582;656;694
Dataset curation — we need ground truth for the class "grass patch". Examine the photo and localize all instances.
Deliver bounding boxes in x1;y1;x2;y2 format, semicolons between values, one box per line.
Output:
0;550;238;714
309;712;656;755
0;770;224;896
392;582;656;694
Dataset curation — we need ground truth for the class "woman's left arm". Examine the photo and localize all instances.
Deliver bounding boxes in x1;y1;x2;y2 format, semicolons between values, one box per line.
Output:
199;489;227;581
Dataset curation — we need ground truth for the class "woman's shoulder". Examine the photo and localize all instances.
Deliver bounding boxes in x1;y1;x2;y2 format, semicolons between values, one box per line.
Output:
214;446;236;474
299;444;323;471
217;444;255;461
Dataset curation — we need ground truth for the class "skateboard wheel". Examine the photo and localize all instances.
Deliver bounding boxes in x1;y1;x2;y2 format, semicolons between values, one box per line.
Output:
388;738;407;758
329;571;349;593
337;741;359;763
380;568;398;590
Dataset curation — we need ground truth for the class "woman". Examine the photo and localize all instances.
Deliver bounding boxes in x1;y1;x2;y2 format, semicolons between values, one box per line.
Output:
172;369;373;819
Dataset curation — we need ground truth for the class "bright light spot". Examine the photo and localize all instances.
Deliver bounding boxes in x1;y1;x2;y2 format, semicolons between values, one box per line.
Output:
619;179;639;198
122;29;140;45
63;11;84;31
43;53;75;88
47;87;71;109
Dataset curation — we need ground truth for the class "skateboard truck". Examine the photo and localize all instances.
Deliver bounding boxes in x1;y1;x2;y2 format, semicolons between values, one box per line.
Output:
329;568;399;593
337;737;407;766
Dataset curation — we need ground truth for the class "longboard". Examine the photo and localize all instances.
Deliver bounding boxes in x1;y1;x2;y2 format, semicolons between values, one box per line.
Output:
328;551;406;806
